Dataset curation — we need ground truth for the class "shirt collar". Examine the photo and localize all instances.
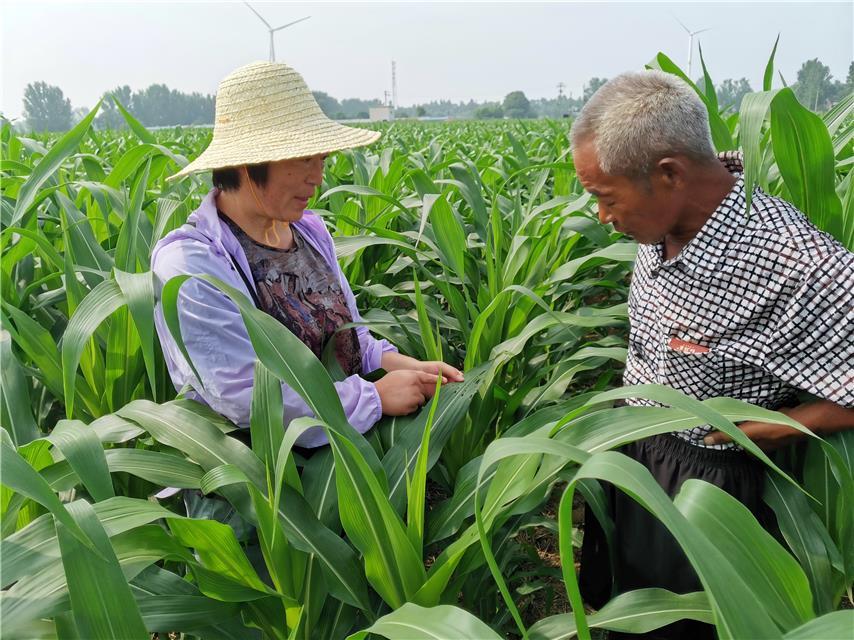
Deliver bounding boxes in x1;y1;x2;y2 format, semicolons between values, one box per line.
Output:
657;152;749;279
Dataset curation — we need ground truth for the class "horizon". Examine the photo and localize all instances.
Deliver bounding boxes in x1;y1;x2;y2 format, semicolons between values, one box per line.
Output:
2;1;852;122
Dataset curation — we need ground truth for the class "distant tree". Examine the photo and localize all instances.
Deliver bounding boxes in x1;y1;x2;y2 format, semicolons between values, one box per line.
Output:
356;111;369;119
717;78;753;112
341;98;382;119
312;91;342;118
828;61;854;107
23;81;72;132
474;104;504;119
130;84;169;126
503;91;533;118
95;85;133;130
101;84;215;128
582;77;608;103
794;58;835;111
71;106;90;126
415;106;426;117
395;110;410;118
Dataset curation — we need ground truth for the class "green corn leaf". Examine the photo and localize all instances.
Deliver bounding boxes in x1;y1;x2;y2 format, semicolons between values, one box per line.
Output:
0;331;39;445
782;610;854;639
250;360;285;474
54;191;113;285
11;101;101;228
528;589;712;640
764;35;781;92
382;365;484;513
61;278;126;419
47;420;114;502
2;496;182;589
327;427;426;608
116;400;371;611
424;193;467;281
770;88;845;245
56;499;148;640
113;269;158;400
346;603;502;640
675;479;814;628
412;271;440;361
739;89;780;216
407;374;441;552
0;430;94;552
113;97;156;144
764;473;841;614
581;385;803;489
168;518;277;600
114;158;151;272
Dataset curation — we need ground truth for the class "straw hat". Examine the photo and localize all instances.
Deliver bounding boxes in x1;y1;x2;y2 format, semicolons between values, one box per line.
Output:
167;61;381;181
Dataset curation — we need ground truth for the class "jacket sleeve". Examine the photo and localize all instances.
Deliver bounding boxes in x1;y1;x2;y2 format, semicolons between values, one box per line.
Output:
152;240;383;448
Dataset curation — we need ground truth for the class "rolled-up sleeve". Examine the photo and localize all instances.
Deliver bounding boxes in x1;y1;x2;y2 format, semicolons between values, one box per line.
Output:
153;240;384;448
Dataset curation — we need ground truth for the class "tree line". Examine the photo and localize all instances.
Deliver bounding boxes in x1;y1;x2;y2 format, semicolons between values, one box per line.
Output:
12;58;854;132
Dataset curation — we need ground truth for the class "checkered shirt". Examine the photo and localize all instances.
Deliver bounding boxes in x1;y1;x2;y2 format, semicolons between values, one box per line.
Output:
623;152;854;449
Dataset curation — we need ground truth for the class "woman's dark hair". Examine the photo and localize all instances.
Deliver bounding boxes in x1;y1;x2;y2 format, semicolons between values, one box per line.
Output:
212;163;270;192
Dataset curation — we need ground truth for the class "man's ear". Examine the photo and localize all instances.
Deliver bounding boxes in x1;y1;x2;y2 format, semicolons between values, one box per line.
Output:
653;156;689;190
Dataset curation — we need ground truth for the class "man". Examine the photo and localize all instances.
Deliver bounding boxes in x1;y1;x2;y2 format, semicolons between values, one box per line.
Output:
570;70;854;639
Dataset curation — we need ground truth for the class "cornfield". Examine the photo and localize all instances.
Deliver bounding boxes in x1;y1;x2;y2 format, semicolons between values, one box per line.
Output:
1;48;852;639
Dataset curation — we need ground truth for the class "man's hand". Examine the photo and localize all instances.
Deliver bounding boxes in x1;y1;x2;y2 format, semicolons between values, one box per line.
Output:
703;420;804;450
375;370;442;416
380;352;464;383
703;400;854;450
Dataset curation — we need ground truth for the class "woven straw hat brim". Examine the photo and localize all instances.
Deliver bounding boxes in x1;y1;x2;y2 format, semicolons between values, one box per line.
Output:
168;119;380;181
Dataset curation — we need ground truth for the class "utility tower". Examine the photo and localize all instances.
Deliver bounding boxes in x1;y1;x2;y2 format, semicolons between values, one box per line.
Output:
391;60;398;110
557;82;566;99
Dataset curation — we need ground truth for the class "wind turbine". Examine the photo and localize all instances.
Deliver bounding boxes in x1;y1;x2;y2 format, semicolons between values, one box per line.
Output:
674;17;711;79
244;2;310;62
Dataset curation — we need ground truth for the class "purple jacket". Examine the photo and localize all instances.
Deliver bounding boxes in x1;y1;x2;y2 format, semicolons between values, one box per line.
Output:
151;189;397;447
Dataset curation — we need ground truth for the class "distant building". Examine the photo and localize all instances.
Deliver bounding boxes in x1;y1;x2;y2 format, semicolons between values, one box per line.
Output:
369;106;394;122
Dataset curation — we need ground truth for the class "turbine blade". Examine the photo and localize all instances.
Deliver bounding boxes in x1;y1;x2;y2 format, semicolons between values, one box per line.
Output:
244;1;272;29
673;15;691;34
271;15;311;32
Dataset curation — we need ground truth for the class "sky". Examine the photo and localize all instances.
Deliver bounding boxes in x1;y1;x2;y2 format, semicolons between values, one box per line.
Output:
1;1;852;121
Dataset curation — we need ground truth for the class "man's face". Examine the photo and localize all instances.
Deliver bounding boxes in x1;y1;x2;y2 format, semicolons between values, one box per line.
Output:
572;139;682;245
252;154;327;222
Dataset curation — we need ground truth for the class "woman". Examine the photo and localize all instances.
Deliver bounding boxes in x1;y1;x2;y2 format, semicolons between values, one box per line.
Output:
153;61;462;447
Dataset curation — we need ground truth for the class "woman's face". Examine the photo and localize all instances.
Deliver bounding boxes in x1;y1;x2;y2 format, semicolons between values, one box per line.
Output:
250;154;326;222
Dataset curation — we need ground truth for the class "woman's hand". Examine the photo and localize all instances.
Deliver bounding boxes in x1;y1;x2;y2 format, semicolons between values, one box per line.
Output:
380;352;464;383
375;370;442;416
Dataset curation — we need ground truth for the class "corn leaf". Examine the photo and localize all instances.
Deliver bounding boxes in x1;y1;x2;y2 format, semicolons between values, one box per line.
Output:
56;499;148;640
347;602;502;640
11;101;101;228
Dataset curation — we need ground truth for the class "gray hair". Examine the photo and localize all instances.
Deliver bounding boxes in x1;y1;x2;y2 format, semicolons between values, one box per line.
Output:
570;70;716;178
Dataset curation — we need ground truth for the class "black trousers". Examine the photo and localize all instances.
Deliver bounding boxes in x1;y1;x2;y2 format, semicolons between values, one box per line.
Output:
579;434;774;640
